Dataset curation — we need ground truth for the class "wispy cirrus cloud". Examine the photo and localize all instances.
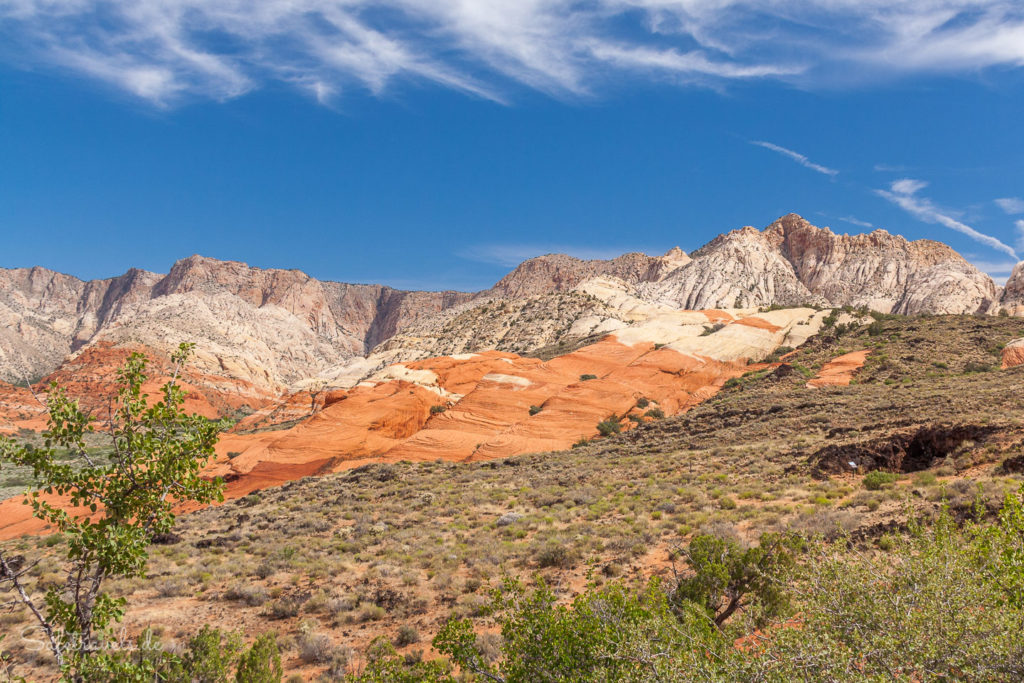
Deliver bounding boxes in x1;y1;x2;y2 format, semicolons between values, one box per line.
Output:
962;258;1019;285
996;197;1024;214
2;1;1024;105
837;216;874;229
751;141;838;177
876;179;1019;260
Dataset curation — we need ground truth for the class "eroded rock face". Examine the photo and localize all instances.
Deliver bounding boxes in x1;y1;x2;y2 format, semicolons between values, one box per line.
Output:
488;248;689;299
806;350;870;388
0;214;1013;425
0;256;472;388
0;266;161;383
203;306;824;498
767;214;1000;314
645;214;999;314
1000;263;1024;316
1002;338;1024;369
643;226;820;310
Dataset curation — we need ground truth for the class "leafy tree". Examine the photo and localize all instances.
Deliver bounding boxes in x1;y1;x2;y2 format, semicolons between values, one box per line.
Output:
434;577;729;683
753;504;1024;681
974;485;1024;608
233;633;283;683
671;532;801;630
71;627;275;683
0;343;225;677
185;625;243;682
347;638;453;682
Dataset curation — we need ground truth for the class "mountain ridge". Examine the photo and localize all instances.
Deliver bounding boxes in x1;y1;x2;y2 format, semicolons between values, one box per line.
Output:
2;214;1022;393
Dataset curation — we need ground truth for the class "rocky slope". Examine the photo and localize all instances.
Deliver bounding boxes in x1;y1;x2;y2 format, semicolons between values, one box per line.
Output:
0;266;162;383
645;214;1001;314
1003;338;1024;369
1;214;1018;421
205;305;829;497
1000;262;1024;315
0;256;473;389
488;248;690;298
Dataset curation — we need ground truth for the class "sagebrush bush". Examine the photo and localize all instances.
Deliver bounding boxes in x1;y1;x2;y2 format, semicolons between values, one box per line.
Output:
862;470;899;490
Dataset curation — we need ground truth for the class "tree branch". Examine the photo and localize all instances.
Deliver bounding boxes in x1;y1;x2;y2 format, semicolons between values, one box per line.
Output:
0;551;63;669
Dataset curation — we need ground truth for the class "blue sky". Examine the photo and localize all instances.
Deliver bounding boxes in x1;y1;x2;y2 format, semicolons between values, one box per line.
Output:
2;1;1024;290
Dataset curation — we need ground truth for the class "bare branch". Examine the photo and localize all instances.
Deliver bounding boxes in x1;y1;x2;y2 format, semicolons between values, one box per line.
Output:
0;551;63;669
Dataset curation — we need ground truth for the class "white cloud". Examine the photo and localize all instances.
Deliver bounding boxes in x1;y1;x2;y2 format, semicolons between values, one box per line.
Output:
458;244;651;268
876;179;1019;260
890;178;928;195
838;216;874;228
751;141;838;177
996;197;1024;214
2;1;1024;104
965;259;1019;277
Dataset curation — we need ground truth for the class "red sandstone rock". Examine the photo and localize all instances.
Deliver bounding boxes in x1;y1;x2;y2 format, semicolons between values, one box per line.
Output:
1002;338;1024;369
806;350;870;388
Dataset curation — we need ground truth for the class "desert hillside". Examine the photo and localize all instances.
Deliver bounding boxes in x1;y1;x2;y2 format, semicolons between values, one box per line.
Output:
3;217;1024;680
2;310;1023;680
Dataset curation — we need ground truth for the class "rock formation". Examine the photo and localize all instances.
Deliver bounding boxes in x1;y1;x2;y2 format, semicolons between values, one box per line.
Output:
645;214;999;314
643;225;822;310
204;306;826;498
1000;263;1024;315
0;266;162;383
1002;338;1024;369
488;248;689;298
0;256;473;388
807;350;870;388
0;213;1015;434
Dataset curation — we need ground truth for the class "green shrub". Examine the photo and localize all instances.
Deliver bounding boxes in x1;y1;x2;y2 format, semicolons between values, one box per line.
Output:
596;419;621;436
579;374;598;381
964;361;993;373
674;532;801;628
862;470;899;490
395;624;421;646
186;625;242;681
644;408;665;419
234;634;282;683
428;490;1024;681
535;544;579;569
763;503;1024;681
528;405;542;416
352;638;452;681
434;578;725;682
430;405;447;415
